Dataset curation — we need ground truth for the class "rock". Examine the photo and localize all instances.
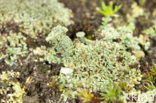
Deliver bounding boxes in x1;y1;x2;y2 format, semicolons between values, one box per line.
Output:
60;68;73;75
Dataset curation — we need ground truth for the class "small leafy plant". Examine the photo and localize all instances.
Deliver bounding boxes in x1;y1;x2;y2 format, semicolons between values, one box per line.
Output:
97;1;122;16
139;0;146;6
150;65;156;76
144;82;155;91
147;65;156;83
145;65;156;91
144;25;156;37
100;83;122;102
147;75;155;82
78;89;96;103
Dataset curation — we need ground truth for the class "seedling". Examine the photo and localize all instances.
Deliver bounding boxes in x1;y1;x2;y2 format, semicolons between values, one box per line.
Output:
78;89;94;103
100;84;122;102
150;65;156;76
147;75;155;82
144;82;155;91
139;0;146;6
144;25;156;37
97;1;122;16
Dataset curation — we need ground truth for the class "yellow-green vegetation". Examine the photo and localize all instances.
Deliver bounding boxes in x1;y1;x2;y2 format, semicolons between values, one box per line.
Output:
0;71;25;103
77;89;95;103
147;65;156;83
144;82;155;91
100;84;122;102
97;1;122;16
144;25;156;37
138;0;146;6
150;65;156;77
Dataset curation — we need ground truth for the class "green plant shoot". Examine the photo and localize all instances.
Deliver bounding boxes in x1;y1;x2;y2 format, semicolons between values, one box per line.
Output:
97;1;122;16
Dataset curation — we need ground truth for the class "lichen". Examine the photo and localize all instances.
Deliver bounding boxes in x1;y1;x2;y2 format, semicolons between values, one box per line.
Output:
0;0;73;66
0;0;73;39
0;32;27;65
45;25;74;64
45;20;143;100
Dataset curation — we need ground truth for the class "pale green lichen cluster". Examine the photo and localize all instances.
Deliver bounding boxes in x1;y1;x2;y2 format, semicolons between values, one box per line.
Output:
0;33;27;65
45;21;144;100
0;0;73;39
0;0;73;102
45;25;73;64
0;0;73;65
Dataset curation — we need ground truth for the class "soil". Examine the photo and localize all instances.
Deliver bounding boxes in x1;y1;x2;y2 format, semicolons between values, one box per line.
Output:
58;0;102;39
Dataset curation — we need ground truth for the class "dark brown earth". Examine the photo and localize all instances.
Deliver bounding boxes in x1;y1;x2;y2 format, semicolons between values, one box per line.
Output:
58;0;102;39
